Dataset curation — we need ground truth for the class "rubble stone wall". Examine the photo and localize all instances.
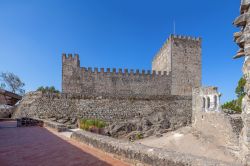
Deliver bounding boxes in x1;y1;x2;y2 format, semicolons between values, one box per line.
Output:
192;87;243;157
193;111;242;146
13;92;192;129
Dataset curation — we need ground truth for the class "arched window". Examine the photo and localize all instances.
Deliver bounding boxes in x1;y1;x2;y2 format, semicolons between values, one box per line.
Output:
207;97;210;109
202;97;206;108
214;95;217;109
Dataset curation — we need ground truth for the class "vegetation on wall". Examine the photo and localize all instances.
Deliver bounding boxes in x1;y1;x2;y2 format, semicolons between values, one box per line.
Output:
37;86;60;93
78;119;106;134
222;77;246;113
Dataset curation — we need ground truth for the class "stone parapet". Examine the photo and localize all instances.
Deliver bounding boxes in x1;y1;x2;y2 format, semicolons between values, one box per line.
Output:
42;119;68;132
71;130;240;166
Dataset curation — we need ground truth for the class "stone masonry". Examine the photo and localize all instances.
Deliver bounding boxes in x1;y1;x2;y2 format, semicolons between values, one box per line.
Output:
63;35;201;97
234;0;250;164
13;92;192;129
152;35;201;96
62;54;171;98
14;34;202;140
192;87;243;158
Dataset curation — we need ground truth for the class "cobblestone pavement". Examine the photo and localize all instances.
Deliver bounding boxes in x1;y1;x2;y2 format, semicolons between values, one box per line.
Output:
0;121;129;166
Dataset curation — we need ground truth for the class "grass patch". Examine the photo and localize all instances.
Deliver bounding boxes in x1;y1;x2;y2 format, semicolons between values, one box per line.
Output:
135;133;144;140
79;119;106;131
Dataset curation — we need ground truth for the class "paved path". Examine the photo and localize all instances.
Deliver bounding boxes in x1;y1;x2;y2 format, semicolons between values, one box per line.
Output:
0;121;129;166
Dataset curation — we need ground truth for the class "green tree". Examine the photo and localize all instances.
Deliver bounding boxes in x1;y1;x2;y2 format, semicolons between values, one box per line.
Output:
37;86;60;93
222;77;246;113
0;72;25;95
235;77;246;98
222;100;241;113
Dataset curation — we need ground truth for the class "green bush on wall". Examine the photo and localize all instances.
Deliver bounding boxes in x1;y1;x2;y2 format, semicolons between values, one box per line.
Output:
79;119;106;131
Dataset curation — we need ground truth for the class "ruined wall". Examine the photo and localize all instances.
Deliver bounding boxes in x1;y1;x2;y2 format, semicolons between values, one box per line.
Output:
62;54;171;97
152;35;201;96
192;87;243;156
13;92;192;129
193;111;242;147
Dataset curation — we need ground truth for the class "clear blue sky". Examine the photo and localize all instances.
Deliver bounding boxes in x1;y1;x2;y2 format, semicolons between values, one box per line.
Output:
0;0;243;103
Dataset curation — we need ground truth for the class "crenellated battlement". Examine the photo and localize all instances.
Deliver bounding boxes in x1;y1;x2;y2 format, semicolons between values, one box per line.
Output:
80;67;169;77
153;34;201;63
62;53;79;60
62;33;201;97
62;53;172;97
171;34;201;41
62;53;80;67
62;53;79;63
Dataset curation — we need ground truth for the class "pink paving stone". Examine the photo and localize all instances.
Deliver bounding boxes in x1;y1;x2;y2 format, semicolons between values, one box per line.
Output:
0;121;130;166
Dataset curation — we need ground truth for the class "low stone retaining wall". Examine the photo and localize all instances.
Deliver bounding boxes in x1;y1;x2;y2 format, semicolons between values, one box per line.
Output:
42;120;68;132
71;130;240;166
15;118;68;132
16;118;44;127
0;118;16;122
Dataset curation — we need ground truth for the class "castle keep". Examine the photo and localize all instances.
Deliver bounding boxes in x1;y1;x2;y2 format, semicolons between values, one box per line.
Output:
62;35;201;97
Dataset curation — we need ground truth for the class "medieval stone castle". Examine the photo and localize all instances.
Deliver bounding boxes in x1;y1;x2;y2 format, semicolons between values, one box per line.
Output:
62;35;201;97
11;1;250;165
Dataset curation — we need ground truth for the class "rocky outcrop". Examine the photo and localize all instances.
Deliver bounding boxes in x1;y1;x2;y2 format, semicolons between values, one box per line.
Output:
105;110;186;140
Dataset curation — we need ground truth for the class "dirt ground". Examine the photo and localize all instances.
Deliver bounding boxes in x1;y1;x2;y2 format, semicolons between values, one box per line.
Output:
137;126;240;164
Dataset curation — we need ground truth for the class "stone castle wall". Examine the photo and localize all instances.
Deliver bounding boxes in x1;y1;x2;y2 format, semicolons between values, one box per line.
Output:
13;92;192;129
192;87;243;157
152;37;172;73
63;35;201;97
13;34;203;141
171;36;201;96
152;35;201;96
62;54;172;98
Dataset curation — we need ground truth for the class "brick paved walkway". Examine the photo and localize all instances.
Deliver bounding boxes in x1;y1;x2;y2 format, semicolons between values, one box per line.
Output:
0;121;129;166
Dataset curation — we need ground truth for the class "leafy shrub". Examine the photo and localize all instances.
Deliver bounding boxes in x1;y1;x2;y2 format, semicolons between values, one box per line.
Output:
37;86;60;93
79;119;106;131
135;133;143;140
222;77;246;113
222;100;241;113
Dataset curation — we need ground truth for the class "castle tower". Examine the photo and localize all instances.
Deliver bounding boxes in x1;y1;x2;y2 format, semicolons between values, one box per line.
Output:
152;35;202;96
62;53;81;93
